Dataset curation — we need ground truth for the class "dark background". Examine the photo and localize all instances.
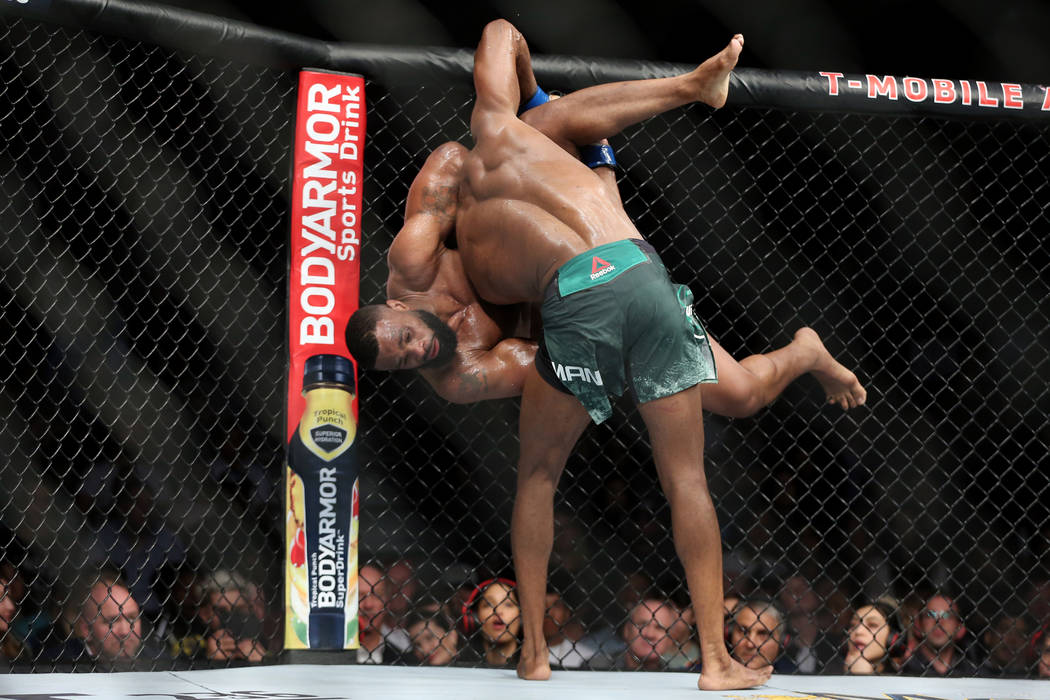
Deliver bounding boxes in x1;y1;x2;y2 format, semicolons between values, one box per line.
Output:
144;0;1050;606
2;0;1048;673
165;0;1050;83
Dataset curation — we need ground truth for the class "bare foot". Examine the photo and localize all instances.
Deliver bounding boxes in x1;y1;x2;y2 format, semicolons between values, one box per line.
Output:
691;34;744;109
698;657;771;690
794;327;867;410
517;648;551;681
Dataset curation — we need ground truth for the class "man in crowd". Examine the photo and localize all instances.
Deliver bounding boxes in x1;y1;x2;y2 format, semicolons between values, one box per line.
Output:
40;566;155;664
544;590;596;668
620;596;694;670
404;598;462;666
357;561;406;664
977;608;1031;677
727;599;797;674
196;569;268;662
900;592;978;677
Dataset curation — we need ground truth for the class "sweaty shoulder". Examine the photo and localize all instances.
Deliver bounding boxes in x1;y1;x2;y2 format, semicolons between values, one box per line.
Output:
428;142;468;171
402;142;468;221
387;143;471;294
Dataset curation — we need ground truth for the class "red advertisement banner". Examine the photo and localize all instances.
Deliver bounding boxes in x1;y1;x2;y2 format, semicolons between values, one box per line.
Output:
287;69;365;432
285;69;365;650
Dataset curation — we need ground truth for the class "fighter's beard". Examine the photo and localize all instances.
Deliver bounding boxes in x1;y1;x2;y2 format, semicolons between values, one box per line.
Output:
415;309;458;369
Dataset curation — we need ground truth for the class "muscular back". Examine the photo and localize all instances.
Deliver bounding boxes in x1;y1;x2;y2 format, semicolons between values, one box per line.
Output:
457;53;640;305
385;143;534;402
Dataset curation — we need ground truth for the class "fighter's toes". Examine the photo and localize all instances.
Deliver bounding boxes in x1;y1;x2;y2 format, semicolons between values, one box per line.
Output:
721;34;744;66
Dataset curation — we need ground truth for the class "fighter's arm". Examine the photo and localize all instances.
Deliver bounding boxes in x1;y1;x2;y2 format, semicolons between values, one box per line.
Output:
501;29;626;205
422;337;539;404
386;142;466;292
471;20;531;132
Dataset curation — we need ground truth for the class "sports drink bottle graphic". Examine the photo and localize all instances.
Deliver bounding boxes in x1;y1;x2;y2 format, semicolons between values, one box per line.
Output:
287;354;358;648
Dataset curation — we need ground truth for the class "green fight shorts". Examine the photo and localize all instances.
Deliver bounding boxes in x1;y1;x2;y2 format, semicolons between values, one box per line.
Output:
536;238;717;424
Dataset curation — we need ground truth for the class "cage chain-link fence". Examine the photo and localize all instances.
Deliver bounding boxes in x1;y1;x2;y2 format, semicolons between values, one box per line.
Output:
1;12;1049;676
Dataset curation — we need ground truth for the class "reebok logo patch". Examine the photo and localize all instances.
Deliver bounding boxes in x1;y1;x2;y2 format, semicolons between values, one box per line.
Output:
590;256;615;280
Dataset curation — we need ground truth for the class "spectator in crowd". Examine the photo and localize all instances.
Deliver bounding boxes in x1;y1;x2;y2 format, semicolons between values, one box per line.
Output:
778;575;832;673
39;566;160;664
89;476;188;624
384;555;421;627
463;578;520;668
1036;625;1050;679
156;563;210;661
241;574;276;649
900;593;978;677
576;570;654;668
197;569;268;663
814;578;853;652
621;596;694;670
438;563;481;627
976;609;1031;678
376;555;416;655
358;561;404;664
0;561;34;662
404;598;462;666
726;599;797;673
544;590;596;669
839;599;904;674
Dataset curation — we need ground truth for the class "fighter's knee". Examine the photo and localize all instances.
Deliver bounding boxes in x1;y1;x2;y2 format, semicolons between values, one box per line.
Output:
733;387;766;418
483;19;520;42
660;469;711;502
712;378;767;419
517;453;566;486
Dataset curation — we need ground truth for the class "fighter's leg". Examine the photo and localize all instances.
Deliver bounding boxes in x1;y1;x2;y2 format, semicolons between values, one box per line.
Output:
520;34;744;153
701;327;867;416
636;384;770;690
513;364;591;681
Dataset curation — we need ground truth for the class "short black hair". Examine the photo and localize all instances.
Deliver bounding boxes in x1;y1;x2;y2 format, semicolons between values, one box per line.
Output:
345;304;386;370
404;598;456;634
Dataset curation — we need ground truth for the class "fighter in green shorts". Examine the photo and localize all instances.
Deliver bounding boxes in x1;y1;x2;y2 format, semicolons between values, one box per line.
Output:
536;238;717;424
348;22;861;691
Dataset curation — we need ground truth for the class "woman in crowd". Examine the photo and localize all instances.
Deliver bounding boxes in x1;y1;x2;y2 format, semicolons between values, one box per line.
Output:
462;579;520;667
0;561;33;662
1036;625;1050;679
841;599;904;674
